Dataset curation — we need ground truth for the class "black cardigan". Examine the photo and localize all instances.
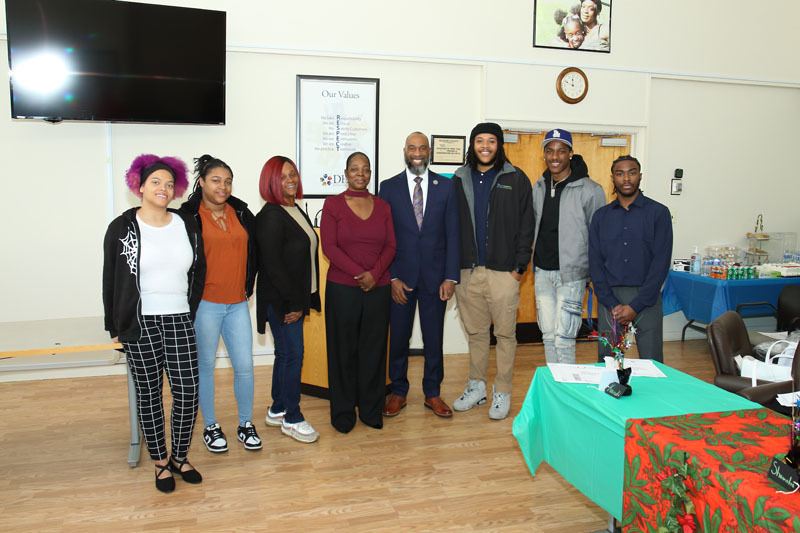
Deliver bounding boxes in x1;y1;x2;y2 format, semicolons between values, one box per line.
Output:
254;202;321;334
103;207;206;341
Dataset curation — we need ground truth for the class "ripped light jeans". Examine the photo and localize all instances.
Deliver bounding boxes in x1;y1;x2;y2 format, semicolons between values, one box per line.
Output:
534;267;587;364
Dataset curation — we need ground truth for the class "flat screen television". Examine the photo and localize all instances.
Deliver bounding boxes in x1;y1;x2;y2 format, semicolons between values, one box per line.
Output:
5;0;226;124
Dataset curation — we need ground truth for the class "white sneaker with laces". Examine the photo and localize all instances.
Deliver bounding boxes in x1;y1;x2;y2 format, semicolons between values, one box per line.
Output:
265;406;286;427
281;419;319;443
488;385;511;420
453;378;487;411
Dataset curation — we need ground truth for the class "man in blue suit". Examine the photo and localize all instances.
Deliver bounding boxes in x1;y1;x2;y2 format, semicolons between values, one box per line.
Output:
379;132;461;418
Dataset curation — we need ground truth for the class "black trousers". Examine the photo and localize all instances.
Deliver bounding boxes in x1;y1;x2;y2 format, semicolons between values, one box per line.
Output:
596;286;664;363
325;281;390;433
124;313;199;461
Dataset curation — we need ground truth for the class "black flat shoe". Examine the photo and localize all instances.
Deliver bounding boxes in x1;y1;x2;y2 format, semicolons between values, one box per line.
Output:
155;462;175;493
169;456;203;484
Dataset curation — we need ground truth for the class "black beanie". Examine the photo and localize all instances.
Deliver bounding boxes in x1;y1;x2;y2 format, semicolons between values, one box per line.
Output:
469;122;504;146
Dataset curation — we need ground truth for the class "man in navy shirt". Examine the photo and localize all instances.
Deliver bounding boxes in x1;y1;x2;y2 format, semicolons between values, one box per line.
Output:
588;155;673;362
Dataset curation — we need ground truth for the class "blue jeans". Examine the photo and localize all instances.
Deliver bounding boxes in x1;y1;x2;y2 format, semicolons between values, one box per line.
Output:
266;304;305;424
534;267;587;364
195;300;254;427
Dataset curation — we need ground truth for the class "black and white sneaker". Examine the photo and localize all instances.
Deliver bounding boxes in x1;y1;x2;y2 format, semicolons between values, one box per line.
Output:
203;423;228;453
237;421;262;451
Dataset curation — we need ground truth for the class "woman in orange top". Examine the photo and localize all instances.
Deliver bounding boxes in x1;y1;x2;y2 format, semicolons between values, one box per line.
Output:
180;155;260;453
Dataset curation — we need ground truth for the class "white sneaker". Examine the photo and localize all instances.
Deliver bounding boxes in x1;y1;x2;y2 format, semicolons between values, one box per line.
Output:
453;378;487;411
281;419;319;443
488;385;511;420
265;406;286;427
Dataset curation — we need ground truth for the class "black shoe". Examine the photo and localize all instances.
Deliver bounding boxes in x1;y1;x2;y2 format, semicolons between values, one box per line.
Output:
202;423;228;453
155;462;175;493
169;456;203;484
237;421;263;450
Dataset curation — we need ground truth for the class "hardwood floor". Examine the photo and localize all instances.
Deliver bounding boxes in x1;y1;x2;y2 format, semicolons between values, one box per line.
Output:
0;339;716;532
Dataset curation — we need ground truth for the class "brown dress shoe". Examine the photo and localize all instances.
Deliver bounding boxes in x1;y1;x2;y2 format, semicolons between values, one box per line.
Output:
424;396;453;418
382;394;407;417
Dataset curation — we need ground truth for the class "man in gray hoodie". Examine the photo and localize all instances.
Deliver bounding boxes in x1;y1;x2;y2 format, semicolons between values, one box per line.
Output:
532;129;606;364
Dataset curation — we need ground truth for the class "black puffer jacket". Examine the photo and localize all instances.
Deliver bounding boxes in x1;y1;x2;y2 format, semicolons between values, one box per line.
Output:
452;162;535;272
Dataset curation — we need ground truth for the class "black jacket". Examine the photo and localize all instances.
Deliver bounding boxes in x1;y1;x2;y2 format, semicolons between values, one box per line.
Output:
103;208;206;342
452;162;535;272
255;203;321;334
179;193;257;298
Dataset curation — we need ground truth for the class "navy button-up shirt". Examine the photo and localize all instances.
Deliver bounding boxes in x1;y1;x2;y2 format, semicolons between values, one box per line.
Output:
588;192;673;313
472;167;497;266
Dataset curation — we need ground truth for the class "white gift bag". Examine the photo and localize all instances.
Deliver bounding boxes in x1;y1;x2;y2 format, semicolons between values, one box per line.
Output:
739;340;796;386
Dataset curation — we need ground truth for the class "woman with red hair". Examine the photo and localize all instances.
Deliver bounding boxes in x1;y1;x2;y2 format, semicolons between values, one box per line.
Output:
103;154;206;492
255;156;320;444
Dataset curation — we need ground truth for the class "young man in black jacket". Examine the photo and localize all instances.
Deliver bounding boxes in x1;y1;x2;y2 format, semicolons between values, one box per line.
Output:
451;122;534;420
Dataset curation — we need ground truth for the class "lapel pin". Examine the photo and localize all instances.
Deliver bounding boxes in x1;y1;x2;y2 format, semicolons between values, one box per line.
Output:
433;180;438;185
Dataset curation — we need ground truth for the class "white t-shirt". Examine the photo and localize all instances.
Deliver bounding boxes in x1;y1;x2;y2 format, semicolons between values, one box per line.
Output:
137;213;193;316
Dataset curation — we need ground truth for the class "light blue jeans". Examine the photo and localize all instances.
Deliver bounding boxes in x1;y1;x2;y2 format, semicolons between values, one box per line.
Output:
534;267;587;364
195;300;254;427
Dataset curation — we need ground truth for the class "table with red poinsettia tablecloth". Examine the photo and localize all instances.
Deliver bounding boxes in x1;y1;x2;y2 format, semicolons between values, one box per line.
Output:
624;409;800;532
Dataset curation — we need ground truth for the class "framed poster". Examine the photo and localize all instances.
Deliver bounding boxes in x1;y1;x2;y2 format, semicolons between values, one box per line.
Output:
430;135;466;166
533;0;611;53
297;75;380;197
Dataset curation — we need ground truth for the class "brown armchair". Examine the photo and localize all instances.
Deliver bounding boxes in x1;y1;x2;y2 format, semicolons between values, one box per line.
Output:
706;310;769;393
777;285;800;332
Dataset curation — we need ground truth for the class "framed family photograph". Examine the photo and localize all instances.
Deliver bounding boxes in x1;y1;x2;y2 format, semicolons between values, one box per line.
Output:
533;0;611;53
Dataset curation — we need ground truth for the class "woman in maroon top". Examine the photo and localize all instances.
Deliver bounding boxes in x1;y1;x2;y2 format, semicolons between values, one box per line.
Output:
321;152;396;433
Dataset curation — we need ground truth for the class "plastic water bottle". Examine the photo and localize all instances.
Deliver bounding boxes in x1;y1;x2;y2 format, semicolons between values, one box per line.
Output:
691;246;701;274
701;255;712;277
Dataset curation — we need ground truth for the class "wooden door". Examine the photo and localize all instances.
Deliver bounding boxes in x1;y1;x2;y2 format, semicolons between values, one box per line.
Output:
503;131;632;326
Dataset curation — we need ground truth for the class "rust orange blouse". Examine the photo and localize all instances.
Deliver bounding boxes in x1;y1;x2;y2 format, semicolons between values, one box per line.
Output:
199;202;248;303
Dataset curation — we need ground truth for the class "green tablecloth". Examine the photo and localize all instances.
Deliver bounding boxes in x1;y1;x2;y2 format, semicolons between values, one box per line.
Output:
511;362;760;519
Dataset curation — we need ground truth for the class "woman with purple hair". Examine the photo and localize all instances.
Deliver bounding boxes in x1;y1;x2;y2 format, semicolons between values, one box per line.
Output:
103;154;206;493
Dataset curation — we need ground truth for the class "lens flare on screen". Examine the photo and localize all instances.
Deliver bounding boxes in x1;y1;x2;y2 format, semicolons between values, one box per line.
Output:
11;52;70;94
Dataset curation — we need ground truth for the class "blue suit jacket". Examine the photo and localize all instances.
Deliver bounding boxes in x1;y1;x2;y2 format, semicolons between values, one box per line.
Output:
379;170;460;290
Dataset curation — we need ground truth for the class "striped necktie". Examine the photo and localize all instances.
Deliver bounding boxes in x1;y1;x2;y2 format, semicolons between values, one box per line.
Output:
413;176;423;229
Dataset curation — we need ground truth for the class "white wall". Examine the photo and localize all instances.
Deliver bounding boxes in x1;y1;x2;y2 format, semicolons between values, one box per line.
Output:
2;0;799;348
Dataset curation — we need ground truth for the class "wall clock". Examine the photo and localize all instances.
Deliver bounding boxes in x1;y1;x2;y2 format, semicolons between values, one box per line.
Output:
556;67;588;104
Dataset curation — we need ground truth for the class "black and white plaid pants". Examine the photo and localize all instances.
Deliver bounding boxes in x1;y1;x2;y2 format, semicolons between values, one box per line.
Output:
124;313;199;461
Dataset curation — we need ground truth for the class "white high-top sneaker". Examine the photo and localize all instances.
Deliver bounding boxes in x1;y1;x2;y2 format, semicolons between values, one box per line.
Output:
488;385;511;420
453;378;487;411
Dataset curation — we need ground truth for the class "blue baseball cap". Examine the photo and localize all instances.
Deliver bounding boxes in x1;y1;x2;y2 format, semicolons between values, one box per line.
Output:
542;128;573;148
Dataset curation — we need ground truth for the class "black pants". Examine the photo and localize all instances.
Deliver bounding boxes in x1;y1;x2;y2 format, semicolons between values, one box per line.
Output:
325;281;390;433
124;314;199;461
597;286;664;363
